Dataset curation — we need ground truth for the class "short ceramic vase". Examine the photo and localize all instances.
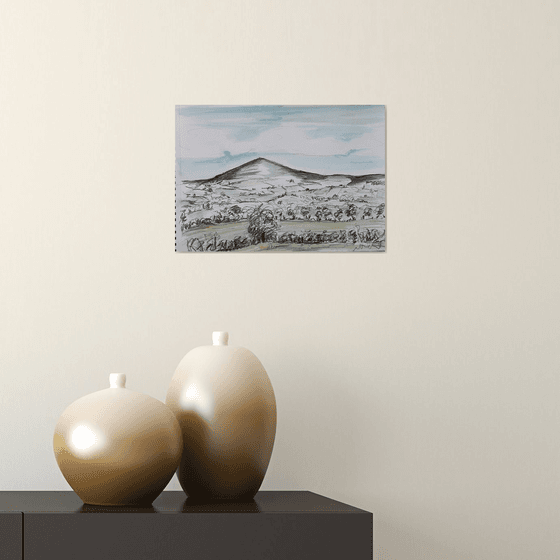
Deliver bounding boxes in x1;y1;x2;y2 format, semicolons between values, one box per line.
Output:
53;373;183;506
166;332;277;501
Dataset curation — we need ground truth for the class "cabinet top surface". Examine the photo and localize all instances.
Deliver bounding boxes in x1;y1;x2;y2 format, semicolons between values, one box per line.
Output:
0;491;370;514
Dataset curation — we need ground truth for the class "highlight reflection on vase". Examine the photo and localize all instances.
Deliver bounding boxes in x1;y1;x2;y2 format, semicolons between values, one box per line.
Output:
166;332;277;501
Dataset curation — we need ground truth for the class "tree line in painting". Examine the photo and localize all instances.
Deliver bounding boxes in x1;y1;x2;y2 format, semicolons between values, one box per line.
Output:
181;205;385;252
179;202;385;232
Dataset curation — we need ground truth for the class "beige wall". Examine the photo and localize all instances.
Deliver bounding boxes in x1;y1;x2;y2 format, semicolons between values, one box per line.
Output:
1;0;559;558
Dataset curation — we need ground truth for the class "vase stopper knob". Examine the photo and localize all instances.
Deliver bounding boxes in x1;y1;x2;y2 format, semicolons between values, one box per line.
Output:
109;373;126;388
212;332;229;346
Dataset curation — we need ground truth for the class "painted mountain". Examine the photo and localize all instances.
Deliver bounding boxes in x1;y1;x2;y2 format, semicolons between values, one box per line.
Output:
175;157;385;252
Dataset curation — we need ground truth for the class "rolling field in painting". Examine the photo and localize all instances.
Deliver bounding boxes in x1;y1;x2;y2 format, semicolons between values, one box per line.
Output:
175;158;385;252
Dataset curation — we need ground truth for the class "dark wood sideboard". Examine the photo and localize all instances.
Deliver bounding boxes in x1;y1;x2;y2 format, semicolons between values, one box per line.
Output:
0;491;373;560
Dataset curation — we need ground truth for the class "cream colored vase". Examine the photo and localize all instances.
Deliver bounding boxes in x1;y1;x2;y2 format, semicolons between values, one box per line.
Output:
166;332;277;501
53;373;183;506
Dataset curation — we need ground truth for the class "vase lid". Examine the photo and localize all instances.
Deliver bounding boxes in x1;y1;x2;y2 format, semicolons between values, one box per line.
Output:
109;373;126;388
212;332;229;346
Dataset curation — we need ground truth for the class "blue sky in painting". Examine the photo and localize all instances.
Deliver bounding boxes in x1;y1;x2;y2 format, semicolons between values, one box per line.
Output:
176;105;385;180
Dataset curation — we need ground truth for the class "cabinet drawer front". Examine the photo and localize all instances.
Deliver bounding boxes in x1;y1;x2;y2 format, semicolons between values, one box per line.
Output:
25;512;372;560
0;512;22;560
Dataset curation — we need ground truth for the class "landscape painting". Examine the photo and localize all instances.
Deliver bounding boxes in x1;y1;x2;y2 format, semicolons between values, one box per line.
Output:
175;105;385;252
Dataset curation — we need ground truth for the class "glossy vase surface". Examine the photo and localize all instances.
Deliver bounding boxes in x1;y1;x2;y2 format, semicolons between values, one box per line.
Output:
166;332;277;501
54;373;183;506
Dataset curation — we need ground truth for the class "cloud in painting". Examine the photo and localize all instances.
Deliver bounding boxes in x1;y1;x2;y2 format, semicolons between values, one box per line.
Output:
176;105;385;178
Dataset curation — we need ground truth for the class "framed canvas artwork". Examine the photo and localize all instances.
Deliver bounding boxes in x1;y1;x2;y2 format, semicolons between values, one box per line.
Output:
175;105;385;252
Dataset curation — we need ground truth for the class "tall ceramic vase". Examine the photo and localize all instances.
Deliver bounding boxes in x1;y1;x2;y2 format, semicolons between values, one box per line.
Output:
166;332;277;501
53;373;183;506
